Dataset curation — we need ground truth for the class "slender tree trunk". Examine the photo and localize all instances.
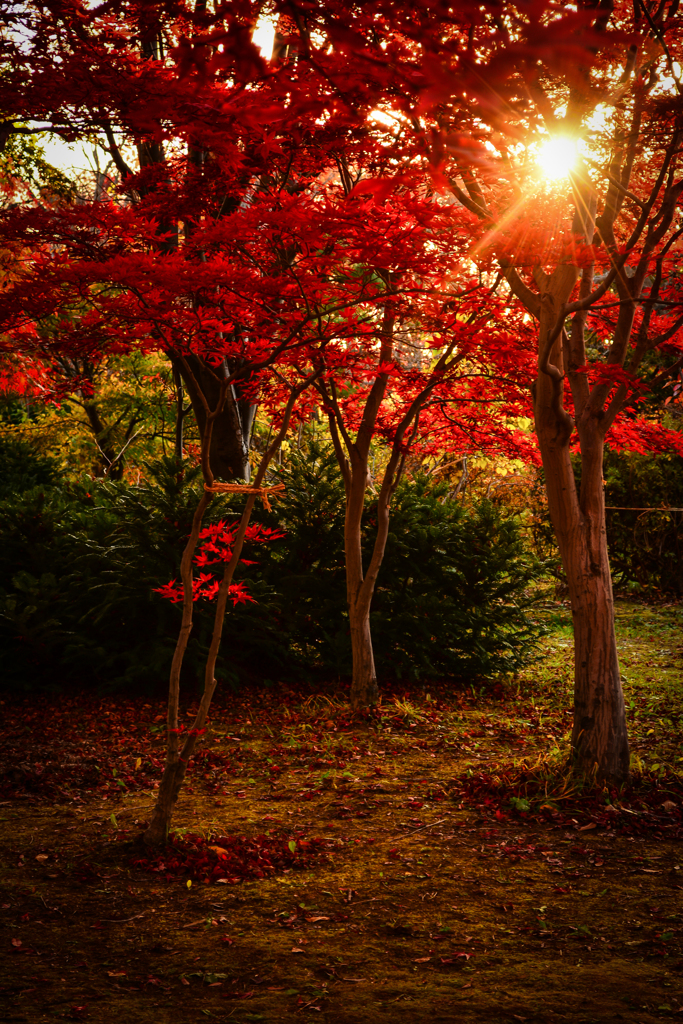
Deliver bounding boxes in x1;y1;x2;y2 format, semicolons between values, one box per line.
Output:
143;490;212;846
173;365;187;466
343;441;407;709
345;459;379;708
323;290;449;709
321;272;462;710
144;377;312;844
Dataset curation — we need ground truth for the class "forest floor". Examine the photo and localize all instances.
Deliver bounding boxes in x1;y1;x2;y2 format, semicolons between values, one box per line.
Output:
1;599;682;1024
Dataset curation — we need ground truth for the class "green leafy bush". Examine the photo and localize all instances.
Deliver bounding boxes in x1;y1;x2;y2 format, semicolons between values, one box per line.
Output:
602;450;683;597
259;443;547;682
0;434;59;499
0;455;286;692
255;443;349;677
0;437;546;692
368;476;547;680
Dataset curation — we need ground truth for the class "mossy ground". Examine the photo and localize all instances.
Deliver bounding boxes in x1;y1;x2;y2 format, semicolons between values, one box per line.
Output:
1;600;681;1023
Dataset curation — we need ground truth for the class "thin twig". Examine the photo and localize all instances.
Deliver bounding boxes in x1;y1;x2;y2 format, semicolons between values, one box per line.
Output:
389;817;448;842
100;913;146;924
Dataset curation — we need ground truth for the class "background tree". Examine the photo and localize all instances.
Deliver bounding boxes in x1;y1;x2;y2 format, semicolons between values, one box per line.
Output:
308;175;537;706
432;0;682;779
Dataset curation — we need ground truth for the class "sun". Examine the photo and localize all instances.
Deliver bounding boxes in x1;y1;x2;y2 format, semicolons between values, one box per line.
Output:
537;137;578;180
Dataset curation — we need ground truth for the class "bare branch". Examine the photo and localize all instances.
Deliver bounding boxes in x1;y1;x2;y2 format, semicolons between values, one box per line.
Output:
499;262;541;319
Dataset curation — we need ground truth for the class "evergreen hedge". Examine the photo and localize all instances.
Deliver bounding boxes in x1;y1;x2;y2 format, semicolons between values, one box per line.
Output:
0;436;547;692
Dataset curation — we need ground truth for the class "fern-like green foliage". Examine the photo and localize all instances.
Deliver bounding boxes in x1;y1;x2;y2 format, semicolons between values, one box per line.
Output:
0;435;59;498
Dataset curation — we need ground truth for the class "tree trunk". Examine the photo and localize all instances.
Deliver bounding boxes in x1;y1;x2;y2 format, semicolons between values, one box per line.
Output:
564;525;629;779
348;601;379;708
541;430;629;780
324;290;432;710
342;437;406;710
344;459;380;708
172;365;189;466
143;761;189;846
175;354;255;480
143;378;311;844
534;271;629;781
83;400;124;480
143;488;212;845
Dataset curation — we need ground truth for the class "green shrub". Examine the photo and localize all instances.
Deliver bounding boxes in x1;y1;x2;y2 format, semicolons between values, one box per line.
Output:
0;433;59;499
368;476;547;681
0;457;286;692
258;441;547;682
602;450;683;597
256;443;349;677
0;437;546;692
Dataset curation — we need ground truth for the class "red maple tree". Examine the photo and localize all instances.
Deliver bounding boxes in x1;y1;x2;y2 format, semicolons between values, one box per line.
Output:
304;172;538;706
297;0;683;778
3;0;682;815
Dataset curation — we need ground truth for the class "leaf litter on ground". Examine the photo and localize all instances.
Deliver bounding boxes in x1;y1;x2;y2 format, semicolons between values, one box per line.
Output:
0;599;682;1022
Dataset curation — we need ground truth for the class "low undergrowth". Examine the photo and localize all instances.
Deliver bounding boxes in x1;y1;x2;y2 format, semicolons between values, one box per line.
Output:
453;762;683;836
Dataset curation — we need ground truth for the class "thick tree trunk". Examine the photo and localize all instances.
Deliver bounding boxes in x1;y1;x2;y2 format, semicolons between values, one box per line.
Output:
564;527;629;779
83;401;123;479
541;431;629;780
534;271;629;781
176;355;255;481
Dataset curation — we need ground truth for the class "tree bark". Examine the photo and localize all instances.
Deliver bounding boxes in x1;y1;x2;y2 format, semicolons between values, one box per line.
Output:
144;375;314;845
564;517;628;779
83;400;124;480
172;365;190;467
175;354;255;481
344;456;380;708
142;758;190;846
534;270;629;781
541;439;629;779
348;606;378;707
